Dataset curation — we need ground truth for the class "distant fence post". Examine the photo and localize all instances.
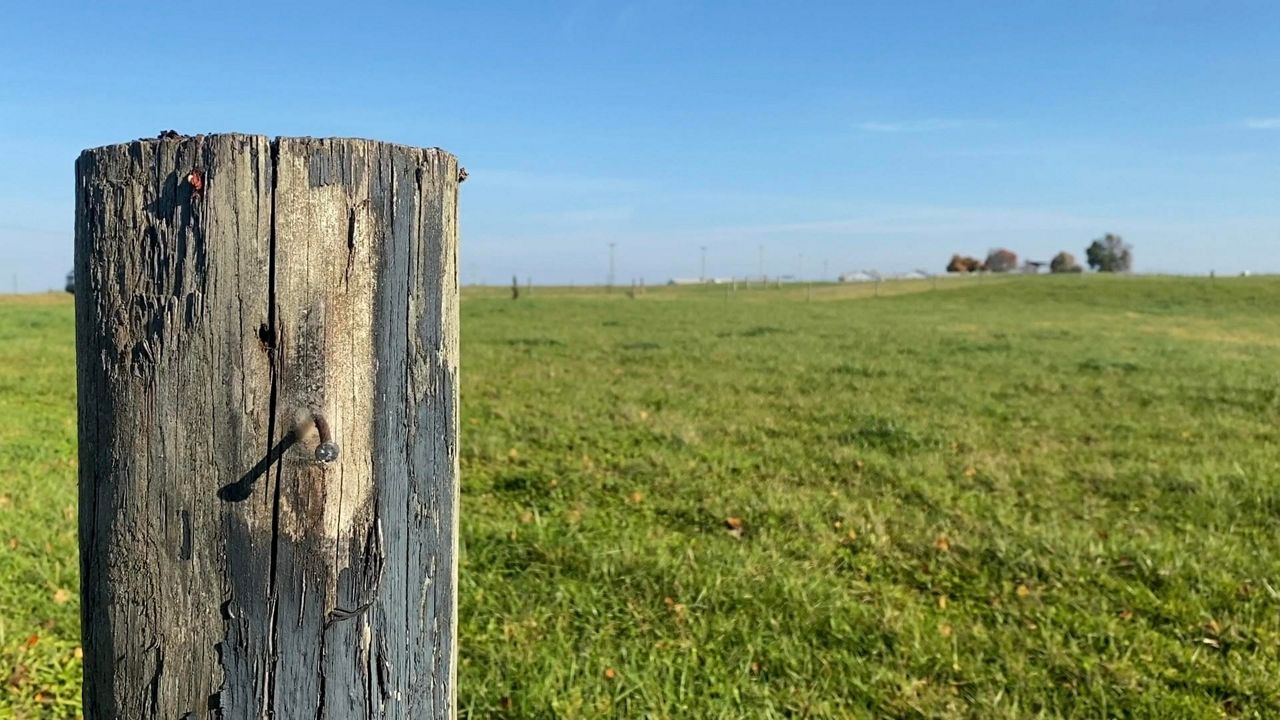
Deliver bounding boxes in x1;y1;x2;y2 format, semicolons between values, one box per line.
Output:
74;134;460;718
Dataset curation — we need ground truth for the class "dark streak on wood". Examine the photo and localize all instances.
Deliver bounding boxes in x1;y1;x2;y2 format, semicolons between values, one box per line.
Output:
76;134;459;719
345;206;357;288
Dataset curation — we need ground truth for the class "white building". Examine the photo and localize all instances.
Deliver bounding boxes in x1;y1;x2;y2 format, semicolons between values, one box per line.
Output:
838;271;877;283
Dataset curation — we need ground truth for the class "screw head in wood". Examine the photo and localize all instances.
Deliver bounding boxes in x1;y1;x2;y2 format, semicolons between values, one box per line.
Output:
315;441;339;463
310;411;339;464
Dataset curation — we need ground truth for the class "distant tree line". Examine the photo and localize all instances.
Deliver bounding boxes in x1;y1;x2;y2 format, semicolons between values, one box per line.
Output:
946;234;1133;274
945;248;1019;273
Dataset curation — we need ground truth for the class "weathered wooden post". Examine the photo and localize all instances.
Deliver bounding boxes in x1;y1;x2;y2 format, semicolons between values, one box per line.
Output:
74;134;460;719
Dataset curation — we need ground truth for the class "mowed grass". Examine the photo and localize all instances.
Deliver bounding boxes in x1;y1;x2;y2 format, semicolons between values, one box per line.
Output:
2;275;1279;718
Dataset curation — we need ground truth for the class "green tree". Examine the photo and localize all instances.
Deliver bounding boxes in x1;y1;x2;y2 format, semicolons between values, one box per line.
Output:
984;248;1019;273
1050;251;1083;273
1086;234;1133;272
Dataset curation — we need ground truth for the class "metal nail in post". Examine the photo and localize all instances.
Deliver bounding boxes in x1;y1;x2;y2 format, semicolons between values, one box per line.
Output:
312;412;340;464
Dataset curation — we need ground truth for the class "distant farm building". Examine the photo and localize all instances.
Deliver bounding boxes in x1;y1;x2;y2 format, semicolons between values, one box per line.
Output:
892;270;930;281
839;270;930;282
839;271;877;283
668;277;736;285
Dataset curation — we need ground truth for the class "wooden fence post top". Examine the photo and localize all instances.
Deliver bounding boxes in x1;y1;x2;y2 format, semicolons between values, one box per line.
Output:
75;133;460;718
82;131;457;156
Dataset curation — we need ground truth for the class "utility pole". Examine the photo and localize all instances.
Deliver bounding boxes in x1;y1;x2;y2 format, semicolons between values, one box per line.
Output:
608;242;616;293
822;259;829;282
758;245;764;286
700;245;707;282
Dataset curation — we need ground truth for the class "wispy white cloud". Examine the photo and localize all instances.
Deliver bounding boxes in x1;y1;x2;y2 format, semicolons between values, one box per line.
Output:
699;205;1106;239
1243;117;1280;130
527;206;635;224
854;119;972;133
471;168;648;194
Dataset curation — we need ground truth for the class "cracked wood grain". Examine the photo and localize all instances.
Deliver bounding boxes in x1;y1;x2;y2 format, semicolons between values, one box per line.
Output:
75;134;459;719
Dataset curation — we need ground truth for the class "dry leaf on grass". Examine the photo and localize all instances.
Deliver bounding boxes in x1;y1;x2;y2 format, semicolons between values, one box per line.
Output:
724;517;744;539
663;596;687;617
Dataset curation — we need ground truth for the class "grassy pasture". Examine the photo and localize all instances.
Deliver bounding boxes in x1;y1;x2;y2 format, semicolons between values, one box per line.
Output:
2;275;1279;718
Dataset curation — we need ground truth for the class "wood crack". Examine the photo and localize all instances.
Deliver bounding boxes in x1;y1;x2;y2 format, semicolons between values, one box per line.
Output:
264;136;284;716
314;629;327;720
147;646;163;717
345;206;357;288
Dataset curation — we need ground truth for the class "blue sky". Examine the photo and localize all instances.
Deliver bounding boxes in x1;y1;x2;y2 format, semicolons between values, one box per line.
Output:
2;1;1279;289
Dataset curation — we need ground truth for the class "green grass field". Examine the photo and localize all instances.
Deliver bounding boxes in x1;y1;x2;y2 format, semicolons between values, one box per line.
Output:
2;275;1279;718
